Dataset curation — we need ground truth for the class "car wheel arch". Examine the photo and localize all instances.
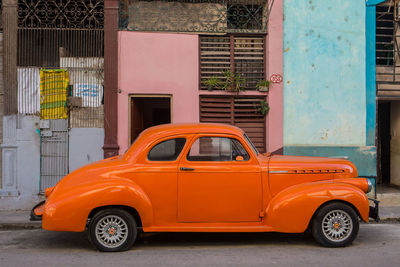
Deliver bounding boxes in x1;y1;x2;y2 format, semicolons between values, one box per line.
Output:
306;199;363;232
87;205;143;228
265;183;369;232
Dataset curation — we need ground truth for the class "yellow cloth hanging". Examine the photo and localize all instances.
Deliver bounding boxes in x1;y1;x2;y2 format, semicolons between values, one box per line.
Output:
40;69;69;120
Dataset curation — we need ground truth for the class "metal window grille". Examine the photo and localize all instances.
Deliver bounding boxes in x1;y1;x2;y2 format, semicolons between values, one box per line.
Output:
376;1;400;99
0;0;3;32
199;95;266;152
119;0;268;33
17;0;105;127
200;35;265;91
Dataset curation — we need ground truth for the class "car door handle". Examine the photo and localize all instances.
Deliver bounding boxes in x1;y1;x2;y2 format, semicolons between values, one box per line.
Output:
180;167;195;171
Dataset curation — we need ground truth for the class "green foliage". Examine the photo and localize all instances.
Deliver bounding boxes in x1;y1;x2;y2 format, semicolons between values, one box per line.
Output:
257;100;270;116
256;80;271;91
221;70;246;92
204;77;220;90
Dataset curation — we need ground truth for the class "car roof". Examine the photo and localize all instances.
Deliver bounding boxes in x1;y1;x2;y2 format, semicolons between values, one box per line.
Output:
124;123;247;160
140;123;244;138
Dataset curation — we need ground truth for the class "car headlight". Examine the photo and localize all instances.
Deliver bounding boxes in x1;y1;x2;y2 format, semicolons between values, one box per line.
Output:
367;179;372;193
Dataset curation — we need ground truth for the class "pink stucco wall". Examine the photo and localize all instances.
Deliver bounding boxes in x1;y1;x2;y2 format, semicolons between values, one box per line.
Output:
117;1;283;154
118;32;199;154
267;0;284;153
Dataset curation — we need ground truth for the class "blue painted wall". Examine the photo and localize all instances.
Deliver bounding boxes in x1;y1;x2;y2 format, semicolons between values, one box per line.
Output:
283;0;366;145
283;0;377;177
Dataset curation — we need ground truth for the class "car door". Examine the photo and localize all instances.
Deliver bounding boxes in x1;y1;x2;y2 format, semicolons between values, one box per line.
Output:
177;134;262;223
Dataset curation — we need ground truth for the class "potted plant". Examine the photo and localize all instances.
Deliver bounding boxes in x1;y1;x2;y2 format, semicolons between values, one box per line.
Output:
256;80;271;92
257;100;270;115
222;70;246;93
204;77;220;91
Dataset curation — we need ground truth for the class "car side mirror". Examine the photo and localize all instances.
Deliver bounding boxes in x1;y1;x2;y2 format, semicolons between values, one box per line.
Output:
235;155;244;161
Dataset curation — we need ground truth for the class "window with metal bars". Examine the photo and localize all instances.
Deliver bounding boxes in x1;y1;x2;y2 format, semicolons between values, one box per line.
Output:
0;1;2;32
200;35;265;91
376;4;394;66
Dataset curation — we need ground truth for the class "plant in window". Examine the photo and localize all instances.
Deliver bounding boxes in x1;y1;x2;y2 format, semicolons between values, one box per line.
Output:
222;70;246;93
256;80;271;92
257;100;270;116
204;77;220;91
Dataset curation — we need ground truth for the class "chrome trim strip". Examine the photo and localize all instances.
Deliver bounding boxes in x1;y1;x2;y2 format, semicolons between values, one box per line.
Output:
269;170;289;174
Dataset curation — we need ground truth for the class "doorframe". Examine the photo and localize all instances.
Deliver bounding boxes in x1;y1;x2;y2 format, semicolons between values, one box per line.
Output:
128;94;173;145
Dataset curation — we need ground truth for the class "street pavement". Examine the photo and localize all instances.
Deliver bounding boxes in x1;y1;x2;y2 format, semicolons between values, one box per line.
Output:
0;224;400;267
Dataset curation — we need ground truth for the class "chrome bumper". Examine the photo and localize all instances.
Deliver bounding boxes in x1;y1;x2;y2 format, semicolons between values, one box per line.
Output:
369;198;380;222
30;200;45;221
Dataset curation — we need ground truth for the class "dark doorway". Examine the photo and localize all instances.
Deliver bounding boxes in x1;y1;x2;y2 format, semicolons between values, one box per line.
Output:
130;96;171;143
378;102;391;184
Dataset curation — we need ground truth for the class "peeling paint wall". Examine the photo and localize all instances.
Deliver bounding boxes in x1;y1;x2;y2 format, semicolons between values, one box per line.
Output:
0;33;3;188
283;0;376;177
283;0;366;146
0;115;41;210
69;128;104;172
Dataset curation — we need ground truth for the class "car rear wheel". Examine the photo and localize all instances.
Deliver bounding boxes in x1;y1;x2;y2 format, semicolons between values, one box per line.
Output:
88;208;137;252
311;202;359;247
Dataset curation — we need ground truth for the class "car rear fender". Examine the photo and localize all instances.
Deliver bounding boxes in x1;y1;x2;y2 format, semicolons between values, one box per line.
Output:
265;181;369;233
42;180;153;232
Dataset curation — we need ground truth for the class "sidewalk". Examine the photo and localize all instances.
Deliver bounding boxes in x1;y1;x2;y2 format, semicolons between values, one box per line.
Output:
0;210;41;230
0;205;399;230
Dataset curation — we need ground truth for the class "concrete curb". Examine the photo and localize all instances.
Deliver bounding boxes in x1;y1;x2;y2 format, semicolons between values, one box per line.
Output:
1;205;400;231
0;223;42;230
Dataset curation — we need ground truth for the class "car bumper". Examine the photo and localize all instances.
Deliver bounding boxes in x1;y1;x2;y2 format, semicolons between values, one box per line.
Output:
30;201;45;221
369;198;380;222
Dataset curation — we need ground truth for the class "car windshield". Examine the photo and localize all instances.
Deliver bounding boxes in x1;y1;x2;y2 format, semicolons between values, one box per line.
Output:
244;133;259;155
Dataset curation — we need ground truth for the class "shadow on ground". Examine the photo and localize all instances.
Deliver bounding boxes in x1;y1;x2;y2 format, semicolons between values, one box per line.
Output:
2;229;317;251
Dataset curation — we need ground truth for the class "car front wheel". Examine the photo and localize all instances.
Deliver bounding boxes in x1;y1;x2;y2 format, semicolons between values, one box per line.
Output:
88;208;137;252
311;202;359;247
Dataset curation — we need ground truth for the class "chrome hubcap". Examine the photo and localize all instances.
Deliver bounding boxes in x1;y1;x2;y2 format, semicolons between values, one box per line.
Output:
322;209;353;242
95;215;128;248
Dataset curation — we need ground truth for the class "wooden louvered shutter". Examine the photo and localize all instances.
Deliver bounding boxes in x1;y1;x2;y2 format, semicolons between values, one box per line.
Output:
233;97;266;153
200;96;266;153
200;36;231;90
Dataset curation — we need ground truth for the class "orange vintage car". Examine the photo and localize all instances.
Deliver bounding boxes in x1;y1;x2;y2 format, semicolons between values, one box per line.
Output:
31;123;379;251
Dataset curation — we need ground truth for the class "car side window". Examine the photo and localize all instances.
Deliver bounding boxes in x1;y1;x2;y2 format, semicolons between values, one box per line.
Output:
148;138;186;161
187;137;250;162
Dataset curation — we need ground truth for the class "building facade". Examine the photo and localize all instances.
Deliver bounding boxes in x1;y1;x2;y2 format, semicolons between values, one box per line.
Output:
0;0;106;209
115;0;283;156
0;0;389;209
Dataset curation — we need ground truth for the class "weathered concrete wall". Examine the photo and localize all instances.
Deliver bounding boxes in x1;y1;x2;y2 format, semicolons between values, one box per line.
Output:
283;0;375;176
69;128;104;172
0;33;4;188
283;0;366;145
0;115;41;210
391;101;400;186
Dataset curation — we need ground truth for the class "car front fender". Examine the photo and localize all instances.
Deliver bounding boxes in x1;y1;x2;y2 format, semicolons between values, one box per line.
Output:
265;181;369;233
42;179;153;232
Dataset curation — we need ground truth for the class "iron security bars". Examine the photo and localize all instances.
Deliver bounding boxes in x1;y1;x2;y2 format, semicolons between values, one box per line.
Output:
200;35;264;90
119;0;268;33
17;0;104;29
17;0;105;127
376;1;400;99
